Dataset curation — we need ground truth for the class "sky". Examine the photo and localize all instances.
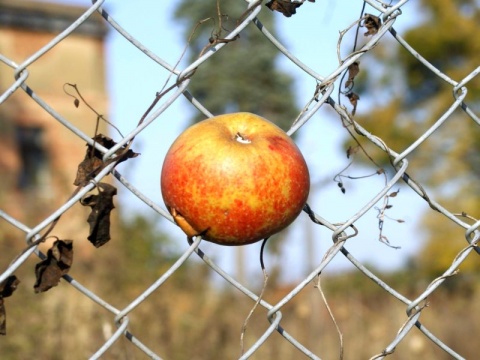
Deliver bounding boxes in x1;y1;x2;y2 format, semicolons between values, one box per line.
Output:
42;0;426;282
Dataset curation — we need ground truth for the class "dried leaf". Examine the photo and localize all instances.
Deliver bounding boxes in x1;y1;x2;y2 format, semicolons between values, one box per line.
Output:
346;145;360;158
346;92;360;116
34;240;73;293
363;14;381;36
0;274;20;334
75;150;103;187
389;189;400;197
170;207;202;240
0;275;20;299
74;134;139;186
80;182;117;247
265;0;310;17
0;298;5;335
345;61;360;89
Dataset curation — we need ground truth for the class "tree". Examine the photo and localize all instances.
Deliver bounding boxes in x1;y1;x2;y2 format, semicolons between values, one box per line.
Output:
173;0;299;130
347;0;480;277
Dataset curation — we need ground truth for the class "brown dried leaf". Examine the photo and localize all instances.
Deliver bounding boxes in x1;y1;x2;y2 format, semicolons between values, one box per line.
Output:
75;151;103;187
389;189;400;197
346;145;360;159
266;0;305;17
0;274;20;334
74;134;139;186
0;298;5;335
80;182;117;247
345;61;360;89
346;92;360;116
0;275;20;299
363;14;381;36
34;240;73;293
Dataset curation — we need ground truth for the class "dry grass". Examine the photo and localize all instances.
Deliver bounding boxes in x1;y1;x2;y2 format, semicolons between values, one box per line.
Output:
2;251;479;360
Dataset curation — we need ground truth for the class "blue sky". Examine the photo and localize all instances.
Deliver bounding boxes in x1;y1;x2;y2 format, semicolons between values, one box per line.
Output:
44;0;425;281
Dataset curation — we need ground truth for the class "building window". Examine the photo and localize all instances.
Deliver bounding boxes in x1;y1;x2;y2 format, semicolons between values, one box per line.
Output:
15;125;50;192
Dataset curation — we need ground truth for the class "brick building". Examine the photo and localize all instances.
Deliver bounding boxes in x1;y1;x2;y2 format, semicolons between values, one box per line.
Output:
0;0;109;256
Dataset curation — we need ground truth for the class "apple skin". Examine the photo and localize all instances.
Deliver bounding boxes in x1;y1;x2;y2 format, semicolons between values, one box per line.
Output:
161;112;310;246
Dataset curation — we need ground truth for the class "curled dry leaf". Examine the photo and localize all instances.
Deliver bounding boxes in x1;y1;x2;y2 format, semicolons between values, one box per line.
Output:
266;0;313;17
80;182;117;248
75;141;103;186
346;92;360;116
34;240;73;293
0;299;7;335
389;189;400;197
363;14;381;36
346;145;360;159
345;61;360;89
0;276;19;298
170;207;202;240
74;134;139;186
0;275;20;335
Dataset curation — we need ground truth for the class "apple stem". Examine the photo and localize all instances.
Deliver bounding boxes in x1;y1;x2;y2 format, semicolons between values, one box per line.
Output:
235;132;251;144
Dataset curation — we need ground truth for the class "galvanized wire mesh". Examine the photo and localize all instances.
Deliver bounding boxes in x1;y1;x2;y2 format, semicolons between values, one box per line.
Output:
1;0;479;359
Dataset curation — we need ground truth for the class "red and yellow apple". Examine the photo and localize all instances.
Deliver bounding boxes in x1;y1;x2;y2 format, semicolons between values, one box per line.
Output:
160;112;310;246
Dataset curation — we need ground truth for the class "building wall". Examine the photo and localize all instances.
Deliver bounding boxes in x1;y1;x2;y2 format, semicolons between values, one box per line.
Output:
0;0;109;258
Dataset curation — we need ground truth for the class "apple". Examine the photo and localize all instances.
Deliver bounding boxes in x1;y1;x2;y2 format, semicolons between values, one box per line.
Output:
160;112;310;246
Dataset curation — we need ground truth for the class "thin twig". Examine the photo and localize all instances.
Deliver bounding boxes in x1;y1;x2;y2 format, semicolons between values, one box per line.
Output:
315;275;344;360
240;237;269;356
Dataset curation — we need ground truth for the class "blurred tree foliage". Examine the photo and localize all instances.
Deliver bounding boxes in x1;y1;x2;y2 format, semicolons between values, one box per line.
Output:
173;0;299;130
3;213;480;358
347;0;480;278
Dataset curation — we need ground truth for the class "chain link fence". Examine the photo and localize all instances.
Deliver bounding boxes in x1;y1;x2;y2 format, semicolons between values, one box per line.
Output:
1;0;479;359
